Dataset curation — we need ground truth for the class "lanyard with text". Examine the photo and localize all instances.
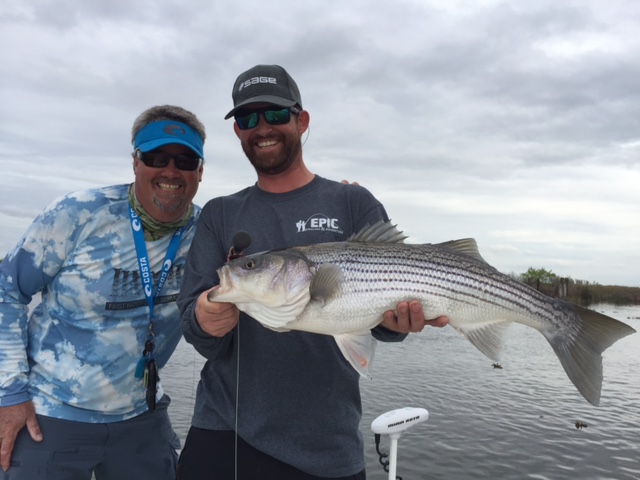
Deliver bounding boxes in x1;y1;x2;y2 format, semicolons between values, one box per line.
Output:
129;205;183;411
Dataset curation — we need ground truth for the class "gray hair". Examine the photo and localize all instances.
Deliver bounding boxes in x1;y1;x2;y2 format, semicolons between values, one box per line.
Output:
131;105;206;145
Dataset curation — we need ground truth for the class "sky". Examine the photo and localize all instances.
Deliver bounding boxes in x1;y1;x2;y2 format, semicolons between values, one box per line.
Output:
1;0;639;287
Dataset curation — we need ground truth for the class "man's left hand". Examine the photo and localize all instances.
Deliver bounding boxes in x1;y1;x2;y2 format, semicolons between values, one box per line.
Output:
381;300;449;333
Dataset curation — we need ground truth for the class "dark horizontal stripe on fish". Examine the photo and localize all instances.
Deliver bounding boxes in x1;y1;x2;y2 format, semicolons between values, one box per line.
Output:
314;257;559;322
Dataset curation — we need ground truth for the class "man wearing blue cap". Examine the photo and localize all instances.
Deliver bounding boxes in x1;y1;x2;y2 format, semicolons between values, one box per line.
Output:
0;105;205;480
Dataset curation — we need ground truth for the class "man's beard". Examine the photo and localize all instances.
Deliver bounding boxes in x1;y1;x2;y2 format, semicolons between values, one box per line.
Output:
153;196;185;214
242;134;302;175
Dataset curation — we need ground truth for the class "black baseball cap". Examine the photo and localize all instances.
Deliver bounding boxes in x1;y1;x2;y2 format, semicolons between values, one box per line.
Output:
224;65;303;119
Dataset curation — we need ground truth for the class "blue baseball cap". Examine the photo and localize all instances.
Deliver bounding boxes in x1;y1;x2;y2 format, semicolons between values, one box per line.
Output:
133;120;204;158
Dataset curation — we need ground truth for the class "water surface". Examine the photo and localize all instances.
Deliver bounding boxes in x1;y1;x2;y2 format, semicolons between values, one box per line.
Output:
163;304;640;479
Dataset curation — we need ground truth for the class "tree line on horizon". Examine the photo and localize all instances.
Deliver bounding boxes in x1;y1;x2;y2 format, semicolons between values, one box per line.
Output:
513;267;640;306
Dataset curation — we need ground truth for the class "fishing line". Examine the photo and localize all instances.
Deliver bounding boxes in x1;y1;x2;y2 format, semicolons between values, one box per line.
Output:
227;229;250;480
234;316;241;480
187;342;198;418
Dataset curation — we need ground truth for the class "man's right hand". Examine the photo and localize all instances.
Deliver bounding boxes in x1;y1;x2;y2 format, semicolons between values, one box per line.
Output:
0;401;43;472
195;287;240;337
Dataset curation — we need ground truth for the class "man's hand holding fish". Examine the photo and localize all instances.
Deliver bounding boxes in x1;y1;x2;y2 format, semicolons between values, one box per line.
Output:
194;286;240;337
381;299;449;333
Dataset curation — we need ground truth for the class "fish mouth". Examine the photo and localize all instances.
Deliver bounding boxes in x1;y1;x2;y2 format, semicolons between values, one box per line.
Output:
209;266;232;301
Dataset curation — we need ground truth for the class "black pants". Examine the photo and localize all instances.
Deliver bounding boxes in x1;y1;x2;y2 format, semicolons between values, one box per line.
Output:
176;427;366;480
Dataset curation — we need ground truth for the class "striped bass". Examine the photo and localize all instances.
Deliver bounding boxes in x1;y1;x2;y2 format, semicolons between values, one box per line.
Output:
209;221;636;406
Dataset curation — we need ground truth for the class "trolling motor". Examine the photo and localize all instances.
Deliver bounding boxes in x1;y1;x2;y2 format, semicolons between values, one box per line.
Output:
227;230;252;262
371;407;429;480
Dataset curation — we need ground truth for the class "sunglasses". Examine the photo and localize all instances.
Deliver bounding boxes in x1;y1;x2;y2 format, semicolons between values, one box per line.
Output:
135;150;202;171
235;106;300;130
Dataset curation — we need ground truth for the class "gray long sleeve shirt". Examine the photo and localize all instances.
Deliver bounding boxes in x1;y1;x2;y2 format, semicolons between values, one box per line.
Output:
178;176;406;477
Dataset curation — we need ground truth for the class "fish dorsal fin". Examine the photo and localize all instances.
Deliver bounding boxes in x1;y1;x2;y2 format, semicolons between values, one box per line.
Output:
347;220;407;244
436;238;488;263
310;263;343;305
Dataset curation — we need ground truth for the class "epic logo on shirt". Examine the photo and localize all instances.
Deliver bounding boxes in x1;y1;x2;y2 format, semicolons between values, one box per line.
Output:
296;214;343;234
239;76;277;91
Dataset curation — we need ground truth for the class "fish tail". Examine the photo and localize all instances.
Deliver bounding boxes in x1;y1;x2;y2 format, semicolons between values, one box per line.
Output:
548;304;636;406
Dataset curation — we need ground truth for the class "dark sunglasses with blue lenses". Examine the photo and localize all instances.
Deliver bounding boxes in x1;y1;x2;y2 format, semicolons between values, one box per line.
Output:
135;150;202;171
234;106;301;130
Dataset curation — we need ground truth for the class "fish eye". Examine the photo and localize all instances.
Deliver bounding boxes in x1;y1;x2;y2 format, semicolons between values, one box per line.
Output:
243;259;256;270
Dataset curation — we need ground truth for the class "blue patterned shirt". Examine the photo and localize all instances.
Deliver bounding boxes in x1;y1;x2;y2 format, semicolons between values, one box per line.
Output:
0;184;199;422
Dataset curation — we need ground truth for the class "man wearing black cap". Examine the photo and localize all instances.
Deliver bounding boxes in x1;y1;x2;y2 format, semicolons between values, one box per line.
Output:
0;105;205;480
178;65;447;479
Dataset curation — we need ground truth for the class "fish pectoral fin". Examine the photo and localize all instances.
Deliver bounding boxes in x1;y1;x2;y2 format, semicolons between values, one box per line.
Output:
309;263;343;305
333;331;377;378
454;321;511;362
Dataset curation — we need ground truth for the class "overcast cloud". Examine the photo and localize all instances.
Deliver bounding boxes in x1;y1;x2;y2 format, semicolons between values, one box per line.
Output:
1;0;639;286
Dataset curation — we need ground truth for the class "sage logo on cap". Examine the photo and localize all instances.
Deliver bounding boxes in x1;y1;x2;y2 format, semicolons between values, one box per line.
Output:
239;76;278;91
